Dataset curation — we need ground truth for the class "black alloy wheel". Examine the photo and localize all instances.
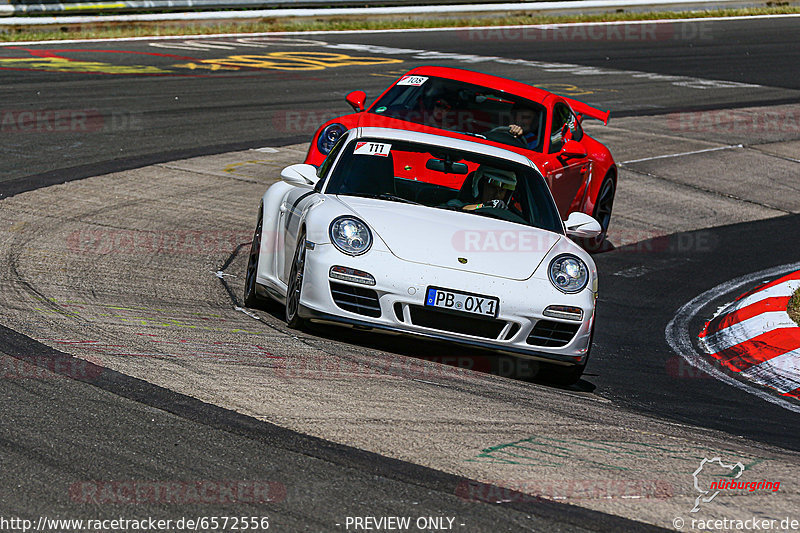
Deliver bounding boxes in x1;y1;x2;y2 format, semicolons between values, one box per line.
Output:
244;210;265;308
580;174;616;252
285;230;307;329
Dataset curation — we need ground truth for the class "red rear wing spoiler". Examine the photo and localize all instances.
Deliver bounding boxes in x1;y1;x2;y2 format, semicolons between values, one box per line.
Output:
563;97;611;125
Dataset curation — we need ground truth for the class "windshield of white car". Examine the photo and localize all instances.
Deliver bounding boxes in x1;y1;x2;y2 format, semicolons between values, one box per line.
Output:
369;76;547;152
325;138;563;234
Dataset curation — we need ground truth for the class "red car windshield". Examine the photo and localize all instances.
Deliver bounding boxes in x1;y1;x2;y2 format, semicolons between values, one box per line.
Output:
324;138;563;233
369;76;547;152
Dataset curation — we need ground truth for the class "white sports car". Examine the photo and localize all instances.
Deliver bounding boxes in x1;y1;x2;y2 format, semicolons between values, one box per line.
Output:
244;127;601;384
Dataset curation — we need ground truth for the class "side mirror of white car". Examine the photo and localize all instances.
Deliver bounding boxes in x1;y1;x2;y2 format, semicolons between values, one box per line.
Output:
564;212;602;239
281;163;319;187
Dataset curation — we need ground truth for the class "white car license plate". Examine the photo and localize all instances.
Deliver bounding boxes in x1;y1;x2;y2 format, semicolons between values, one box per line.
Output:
425;287;499;318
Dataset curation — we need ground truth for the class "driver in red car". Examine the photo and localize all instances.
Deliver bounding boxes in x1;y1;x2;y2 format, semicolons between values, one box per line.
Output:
427;97;455;129
507;104;541;150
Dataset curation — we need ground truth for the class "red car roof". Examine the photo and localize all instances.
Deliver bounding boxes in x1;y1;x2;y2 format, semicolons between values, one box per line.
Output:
403;66;552;103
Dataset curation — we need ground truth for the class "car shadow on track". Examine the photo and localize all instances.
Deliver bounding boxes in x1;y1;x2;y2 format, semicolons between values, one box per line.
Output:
321;323;598;393
253;301;597;393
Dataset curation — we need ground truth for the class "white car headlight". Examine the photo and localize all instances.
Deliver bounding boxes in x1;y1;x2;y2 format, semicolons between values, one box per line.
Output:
329;216;372;256
549;254;589;294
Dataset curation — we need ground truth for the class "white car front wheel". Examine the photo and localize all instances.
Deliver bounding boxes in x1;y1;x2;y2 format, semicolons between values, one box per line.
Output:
285;230;307;330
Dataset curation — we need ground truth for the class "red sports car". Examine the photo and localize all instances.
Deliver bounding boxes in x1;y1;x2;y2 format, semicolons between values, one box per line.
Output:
304;66;617;247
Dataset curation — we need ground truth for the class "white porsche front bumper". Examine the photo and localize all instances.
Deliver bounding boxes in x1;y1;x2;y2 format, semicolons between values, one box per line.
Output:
297;243;595;366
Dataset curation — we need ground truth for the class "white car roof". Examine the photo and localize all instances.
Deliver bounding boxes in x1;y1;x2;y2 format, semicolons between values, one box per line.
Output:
354;127;538;170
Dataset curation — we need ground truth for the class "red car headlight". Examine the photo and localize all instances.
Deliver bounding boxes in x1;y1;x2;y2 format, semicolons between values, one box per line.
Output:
317;123;347;155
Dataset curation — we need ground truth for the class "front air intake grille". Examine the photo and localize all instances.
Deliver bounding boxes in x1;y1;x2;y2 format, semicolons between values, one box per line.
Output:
408;305;505;339
504;322;521;341
393;302;405;322
329;282;381;318
527;320;580;347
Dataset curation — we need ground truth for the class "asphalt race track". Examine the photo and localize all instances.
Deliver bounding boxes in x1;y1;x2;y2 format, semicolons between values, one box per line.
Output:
1;16;799;531
2;17;799;188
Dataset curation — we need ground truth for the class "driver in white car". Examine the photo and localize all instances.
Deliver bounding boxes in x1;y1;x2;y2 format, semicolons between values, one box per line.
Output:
449;166;517;211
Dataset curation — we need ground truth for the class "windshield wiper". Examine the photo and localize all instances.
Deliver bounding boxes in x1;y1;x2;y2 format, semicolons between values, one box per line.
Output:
341;192;422;205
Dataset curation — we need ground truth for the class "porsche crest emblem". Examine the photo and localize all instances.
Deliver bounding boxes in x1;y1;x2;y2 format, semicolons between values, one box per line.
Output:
458;257;468;264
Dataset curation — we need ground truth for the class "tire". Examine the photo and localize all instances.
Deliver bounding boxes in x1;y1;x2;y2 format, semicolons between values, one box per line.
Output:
243;210;266;308
285;229;307;330
580;173;615;252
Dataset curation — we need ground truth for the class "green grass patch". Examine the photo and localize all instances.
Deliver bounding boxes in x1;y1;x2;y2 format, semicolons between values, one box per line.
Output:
789;287;800;326
1;6;799;42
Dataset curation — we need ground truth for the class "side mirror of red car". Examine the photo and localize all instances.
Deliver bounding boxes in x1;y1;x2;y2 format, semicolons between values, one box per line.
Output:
561;140;587;159
346;90;366;112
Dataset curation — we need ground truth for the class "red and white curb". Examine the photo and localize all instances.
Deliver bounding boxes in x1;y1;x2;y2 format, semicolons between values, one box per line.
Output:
699;271;800;400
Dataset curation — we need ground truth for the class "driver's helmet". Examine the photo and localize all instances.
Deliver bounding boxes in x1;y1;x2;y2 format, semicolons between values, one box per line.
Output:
472;166;517;198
